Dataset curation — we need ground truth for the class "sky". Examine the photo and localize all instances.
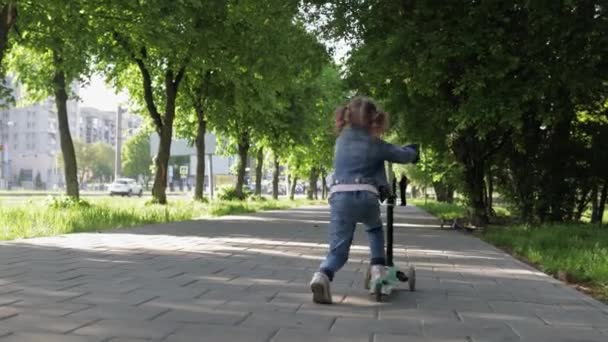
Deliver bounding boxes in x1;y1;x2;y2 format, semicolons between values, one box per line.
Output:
78;74;129;111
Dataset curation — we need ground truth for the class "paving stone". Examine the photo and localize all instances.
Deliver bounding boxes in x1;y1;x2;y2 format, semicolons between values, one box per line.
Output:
70;319;177;340
152;308;247;325
239;311;336;332
422;319;520;341
0;313;97;334
64;304;169;321
535;307;608;328
272;329;370;342
374;334;467;342
0;332;103;342
508;320;607;342
0;306;18;320
164;323;275;342
331;317;423;336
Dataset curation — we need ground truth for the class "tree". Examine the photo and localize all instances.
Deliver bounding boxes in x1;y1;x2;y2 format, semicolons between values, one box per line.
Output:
122;131;153;189
8;0;97;199
93;0;206;204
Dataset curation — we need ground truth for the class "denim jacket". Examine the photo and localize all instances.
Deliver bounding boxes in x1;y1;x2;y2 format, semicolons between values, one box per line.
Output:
329;126;418;189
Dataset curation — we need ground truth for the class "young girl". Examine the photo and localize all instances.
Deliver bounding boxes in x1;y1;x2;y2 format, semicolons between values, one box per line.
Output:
310;97;419;304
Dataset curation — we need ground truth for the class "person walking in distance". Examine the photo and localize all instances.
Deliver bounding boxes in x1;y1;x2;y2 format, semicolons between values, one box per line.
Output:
399;174;408;206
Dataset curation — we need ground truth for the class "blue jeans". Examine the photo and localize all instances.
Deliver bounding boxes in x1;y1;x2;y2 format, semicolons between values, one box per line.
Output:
319;191;385;281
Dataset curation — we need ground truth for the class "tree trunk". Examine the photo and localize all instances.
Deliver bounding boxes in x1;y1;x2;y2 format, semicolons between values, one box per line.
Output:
411;186;419;198
255;147;263;196
446;185;455;203
272;152;279;200
193;106;206;201
452;133;489;226
598;182;607;226
321;169;328;200
234;131;250;200
433;182;448;202
289;175;298;200
591;185;601;223
0;2;17;64
466;162;488;226
52;53;79;199
574;186;591;222
307;167;319;200
152;124;172;203
147;66;185;204
485;165;494;218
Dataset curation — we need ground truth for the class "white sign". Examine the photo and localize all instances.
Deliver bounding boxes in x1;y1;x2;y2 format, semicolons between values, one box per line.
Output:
179;165;188;178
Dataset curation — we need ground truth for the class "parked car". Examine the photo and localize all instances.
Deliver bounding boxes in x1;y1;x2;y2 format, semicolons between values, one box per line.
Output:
109;178;143;197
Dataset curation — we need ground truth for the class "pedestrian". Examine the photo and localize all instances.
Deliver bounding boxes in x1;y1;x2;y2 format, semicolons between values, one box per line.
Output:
399;174;408;206
309;97;419;304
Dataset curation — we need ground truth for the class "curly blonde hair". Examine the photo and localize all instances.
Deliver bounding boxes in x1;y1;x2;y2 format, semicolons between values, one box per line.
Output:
335;97;388;134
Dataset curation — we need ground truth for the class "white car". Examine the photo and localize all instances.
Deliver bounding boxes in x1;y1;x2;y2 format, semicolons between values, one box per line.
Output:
109;178;143;197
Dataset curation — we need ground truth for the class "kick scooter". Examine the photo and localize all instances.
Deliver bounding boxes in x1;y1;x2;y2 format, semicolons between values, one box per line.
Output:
364;192;416;302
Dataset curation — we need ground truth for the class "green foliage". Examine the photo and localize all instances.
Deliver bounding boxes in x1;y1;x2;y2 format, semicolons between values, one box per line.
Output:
7;0;94;102
483;224;608;301
284;65;347;179
44;195;91;209
249;194;267;202
217;186;251;201
122;131;152;180
59;140;114;183
410;199;467;221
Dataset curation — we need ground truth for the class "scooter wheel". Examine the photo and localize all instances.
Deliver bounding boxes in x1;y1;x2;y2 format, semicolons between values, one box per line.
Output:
374;282;383;302
408;266;416;291
364;266;371;290
396;270;408;282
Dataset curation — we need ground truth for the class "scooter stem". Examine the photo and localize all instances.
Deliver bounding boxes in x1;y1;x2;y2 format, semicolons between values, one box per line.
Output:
386;194;396;267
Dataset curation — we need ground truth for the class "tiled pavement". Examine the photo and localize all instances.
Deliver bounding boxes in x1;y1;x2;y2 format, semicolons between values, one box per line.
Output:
0;205;607;341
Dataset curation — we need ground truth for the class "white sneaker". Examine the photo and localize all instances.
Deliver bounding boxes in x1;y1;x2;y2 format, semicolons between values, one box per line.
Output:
369;265;386;294
310;272;332;304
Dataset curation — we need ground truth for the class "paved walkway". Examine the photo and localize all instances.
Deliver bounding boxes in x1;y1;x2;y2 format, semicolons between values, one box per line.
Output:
0;205;607;342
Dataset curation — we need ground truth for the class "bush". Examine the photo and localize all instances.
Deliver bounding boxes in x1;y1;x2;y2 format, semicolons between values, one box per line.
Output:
410;199;466;220
194;196;210;203
249;194;267;202
45;196;91;209
217;186;251;201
